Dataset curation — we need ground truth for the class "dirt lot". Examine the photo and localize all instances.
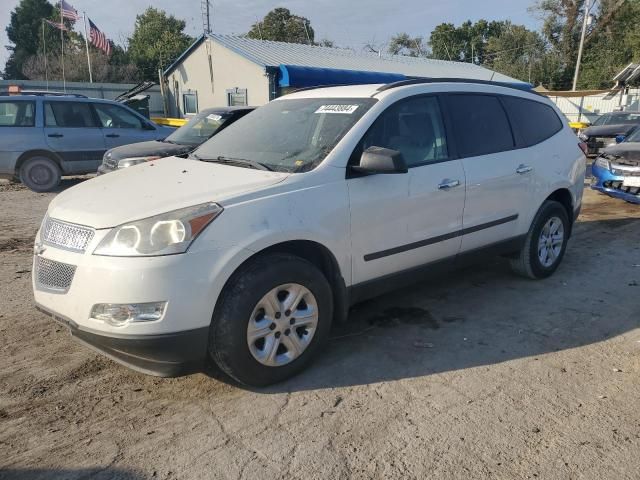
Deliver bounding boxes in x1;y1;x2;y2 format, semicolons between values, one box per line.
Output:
1;178;639;480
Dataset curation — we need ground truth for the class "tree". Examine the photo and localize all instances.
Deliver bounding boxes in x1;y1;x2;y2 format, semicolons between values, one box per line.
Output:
4;0;54;79
484;23;556;86
247;8;314;44
531;0;628;89
429;20;506;64
128;7;193;80
388;33;428;57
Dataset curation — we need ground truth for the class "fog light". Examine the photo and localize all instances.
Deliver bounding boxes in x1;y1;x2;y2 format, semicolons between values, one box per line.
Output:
90;302;167;326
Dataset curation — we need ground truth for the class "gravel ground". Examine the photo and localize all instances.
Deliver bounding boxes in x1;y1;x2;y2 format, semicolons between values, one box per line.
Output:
1;178;639;480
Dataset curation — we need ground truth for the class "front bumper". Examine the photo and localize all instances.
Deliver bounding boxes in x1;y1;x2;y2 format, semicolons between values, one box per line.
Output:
36;303;208;376
591;162;640;204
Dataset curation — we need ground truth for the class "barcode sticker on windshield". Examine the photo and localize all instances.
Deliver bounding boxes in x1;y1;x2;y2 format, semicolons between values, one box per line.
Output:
315;105;359;114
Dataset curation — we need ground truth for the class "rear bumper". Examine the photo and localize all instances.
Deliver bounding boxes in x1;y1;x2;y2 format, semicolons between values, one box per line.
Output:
36;303;209;377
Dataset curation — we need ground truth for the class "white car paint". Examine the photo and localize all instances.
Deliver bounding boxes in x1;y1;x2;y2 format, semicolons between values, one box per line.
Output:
33;81;585;366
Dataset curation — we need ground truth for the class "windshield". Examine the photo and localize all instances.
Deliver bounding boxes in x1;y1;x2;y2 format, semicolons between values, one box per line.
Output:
593;112;640;126
193;98;376;172
166;112;229;146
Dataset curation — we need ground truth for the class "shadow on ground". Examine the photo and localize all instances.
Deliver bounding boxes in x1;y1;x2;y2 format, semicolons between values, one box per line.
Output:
203;216;640;393
0;468;143;480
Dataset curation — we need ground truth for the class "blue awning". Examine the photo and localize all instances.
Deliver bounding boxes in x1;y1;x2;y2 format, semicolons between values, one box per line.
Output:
278;64;407;88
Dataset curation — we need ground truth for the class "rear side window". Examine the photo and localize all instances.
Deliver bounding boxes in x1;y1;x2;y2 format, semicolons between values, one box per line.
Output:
502;96;563;147
0;101;35;127
446;94;514;157
45;102;97;128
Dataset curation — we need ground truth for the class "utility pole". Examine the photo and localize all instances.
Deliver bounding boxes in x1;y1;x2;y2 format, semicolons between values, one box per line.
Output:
572;0;591;91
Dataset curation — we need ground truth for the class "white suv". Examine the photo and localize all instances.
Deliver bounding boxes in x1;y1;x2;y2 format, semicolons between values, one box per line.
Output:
33;80;585;386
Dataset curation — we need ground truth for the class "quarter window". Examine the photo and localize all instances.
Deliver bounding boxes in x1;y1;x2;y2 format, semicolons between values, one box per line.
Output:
446;94;514;157
45;102;97;128
502;96;563;147
93;103;144;129
0;101;35;127
356;96;449;167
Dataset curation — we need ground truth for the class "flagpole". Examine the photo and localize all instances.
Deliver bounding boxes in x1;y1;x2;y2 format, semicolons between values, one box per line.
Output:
42;20;49;91
60;2;66;92
82;12;93;83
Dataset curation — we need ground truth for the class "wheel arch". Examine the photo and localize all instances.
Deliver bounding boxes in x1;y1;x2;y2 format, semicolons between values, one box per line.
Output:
15;149;63;175
220;240;349;324
545;187;575;234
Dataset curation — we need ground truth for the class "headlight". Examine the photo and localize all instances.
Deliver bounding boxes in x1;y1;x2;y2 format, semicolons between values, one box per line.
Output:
117;156;161;169
94;202;223;256
594;156;610;171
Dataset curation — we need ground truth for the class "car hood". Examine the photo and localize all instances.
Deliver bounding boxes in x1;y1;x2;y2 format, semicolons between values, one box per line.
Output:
107;140;193;161
48;157;289;229
602;142;640;164
583;124;638;137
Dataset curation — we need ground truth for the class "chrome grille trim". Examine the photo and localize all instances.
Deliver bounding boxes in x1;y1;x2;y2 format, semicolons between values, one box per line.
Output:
42;217;94;253
35;257;76;293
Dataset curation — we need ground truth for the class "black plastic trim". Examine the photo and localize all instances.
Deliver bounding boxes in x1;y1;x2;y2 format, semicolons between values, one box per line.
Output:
35;304;209;377
375;77;538;95
350;235;526;305
364;214;519;261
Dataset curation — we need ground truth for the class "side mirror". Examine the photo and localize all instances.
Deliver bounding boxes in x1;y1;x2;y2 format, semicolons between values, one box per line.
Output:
351;146;408;175
615;134;626;144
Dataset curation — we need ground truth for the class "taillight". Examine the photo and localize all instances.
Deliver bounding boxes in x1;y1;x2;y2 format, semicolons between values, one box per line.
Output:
578;142;588;156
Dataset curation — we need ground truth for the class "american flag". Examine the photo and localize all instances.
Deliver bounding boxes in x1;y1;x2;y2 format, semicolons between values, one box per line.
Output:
44;19;68;31
59;0;79;21
89;19;112;56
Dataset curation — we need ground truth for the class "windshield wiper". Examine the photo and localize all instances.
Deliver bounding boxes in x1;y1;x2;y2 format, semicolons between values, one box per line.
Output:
200;155;273;171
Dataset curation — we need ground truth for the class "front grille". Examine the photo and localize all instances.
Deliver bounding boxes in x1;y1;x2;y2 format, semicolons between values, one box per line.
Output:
35;257;76;293
42;217;94;253
603;180;640;196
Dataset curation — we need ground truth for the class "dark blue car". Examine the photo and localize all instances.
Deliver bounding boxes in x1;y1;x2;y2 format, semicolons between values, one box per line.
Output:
591;127;640;204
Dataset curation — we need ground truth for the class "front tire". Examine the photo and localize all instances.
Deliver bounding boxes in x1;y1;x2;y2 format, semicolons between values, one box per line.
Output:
210;253;333;386
19;156;61;192
510;200;570;279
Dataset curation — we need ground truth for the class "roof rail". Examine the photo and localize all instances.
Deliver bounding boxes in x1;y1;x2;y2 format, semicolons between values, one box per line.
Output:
376;77;536;94
0;90;88;98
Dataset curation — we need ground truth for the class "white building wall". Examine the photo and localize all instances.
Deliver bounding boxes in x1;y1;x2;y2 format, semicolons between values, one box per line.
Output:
548;88;640;123
166;38;270;117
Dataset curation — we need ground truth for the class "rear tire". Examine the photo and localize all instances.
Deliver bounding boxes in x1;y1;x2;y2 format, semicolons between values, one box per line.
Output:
19;156;61;192
210;253;333;386
510;200;570;279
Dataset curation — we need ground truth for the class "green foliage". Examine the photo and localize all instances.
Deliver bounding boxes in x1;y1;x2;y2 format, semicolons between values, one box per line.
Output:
4;0;54;79
247;8;314;44
388;33;428;57
127;7;193;80
429;20;506;64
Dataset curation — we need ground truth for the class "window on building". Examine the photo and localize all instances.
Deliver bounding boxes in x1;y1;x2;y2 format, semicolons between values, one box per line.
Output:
227;88;248;106
183;92;198;115
0;101;35;127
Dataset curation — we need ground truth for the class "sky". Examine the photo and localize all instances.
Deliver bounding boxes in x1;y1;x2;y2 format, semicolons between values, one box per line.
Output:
1;0;541;74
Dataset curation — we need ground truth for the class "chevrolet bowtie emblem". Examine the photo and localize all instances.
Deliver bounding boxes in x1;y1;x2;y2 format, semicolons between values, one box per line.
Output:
34;243;46;255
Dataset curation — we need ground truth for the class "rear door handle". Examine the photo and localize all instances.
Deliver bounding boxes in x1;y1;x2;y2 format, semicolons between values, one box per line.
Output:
105;133;120;138
47;133;63;138
516;164;533;174
438;179;461;190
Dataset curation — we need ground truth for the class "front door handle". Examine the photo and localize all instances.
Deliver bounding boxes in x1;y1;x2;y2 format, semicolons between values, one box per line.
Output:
105;133;120;138
438;179;461;190
47;133;63;138
516;164;533;174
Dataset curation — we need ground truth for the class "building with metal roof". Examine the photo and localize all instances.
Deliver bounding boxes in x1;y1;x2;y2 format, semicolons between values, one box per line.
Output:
163;33;522;117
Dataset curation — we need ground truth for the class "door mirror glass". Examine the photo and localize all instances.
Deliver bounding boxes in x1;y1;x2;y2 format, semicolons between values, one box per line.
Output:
352;146;408;174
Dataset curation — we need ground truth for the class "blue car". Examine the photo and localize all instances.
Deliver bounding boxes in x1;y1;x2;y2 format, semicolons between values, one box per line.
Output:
0;92;174;191
591;127;640;204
